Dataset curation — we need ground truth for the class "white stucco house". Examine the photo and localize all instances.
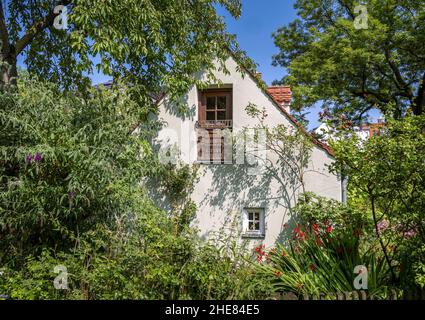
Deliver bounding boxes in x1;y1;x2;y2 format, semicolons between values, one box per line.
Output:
153;55;342;248
313;118;386;143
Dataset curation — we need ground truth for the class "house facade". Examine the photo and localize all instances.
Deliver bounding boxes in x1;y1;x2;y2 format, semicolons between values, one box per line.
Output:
313;118;386;142
154;56;342;247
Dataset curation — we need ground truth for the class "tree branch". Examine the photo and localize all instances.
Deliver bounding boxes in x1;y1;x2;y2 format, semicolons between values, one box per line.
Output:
15;0;72;55
413;71;425;115
0;1;10;53
352;88;390;107
384;49;414;104
370;194;397;282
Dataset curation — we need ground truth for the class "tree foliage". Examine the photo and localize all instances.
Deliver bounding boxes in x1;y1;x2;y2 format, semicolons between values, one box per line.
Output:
330;114;425;291
272;0;425;119
0;0;256;94
0;75;157;260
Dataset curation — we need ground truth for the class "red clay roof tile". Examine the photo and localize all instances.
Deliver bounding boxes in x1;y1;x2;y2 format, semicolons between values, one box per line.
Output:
267;86;292;105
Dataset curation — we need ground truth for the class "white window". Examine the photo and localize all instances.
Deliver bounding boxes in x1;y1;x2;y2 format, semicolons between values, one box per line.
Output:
242;208;265;238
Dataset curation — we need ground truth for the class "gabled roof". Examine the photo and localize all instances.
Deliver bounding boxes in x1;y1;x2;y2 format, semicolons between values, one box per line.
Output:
235;57;335;157
95;54;335;157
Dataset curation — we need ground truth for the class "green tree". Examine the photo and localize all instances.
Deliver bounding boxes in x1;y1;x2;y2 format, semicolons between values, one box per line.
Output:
0;75;156;259
0;76;272;300
0;0;254;93
272;0;425;119
330;115;425;292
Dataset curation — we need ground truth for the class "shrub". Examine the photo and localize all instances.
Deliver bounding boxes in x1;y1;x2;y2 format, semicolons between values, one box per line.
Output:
255;194;392;298
330;115;425;293
0;77;271;300
0;205;272;299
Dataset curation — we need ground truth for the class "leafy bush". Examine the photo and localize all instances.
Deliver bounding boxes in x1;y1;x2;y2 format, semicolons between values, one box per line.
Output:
255;194;392;298
295;192;370;238
0;77;271;300
330;115;425;293
0;75;157;261
0;202;270;300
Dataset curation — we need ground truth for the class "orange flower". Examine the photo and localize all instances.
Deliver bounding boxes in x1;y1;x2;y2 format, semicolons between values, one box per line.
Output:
315;236;323;247
312;223;319;235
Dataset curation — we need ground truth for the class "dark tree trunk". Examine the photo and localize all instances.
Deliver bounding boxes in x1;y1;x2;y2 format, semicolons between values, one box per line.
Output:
0;49;17;91
413;72;425;116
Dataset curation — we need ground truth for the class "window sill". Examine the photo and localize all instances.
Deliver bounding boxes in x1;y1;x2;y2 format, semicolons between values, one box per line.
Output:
194;160;234;165
242;232;265;239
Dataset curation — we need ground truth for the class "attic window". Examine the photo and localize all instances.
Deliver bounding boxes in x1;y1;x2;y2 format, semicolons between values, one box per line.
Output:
197;89;233;163
198;89;232;127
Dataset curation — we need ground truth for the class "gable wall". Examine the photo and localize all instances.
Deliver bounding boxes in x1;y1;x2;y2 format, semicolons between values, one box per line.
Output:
155;56;341;248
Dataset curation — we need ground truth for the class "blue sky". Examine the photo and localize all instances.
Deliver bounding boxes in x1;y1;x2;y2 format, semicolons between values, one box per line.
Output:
216;0;297;86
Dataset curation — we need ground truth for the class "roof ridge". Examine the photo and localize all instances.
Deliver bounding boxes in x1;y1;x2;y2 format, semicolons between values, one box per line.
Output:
228;51;335;157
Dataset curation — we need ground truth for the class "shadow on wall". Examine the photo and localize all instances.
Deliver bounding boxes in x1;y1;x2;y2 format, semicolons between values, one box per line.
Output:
198;157;305;247
149;93;311;247
163;94;196;121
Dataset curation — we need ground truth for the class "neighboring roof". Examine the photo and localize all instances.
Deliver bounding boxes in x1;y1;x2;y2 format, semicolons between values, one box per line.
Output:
267;86;292;105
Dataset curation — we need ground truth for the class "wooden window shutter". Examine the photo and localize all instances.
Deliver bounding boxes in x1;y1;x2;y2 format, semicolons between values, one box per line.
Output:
198;91;206;122
225;92;232;120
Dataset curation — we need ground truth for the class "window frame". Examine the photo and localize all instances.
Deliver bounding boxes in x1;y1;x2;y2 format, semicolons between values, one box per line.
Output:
197;88;233;164
198;88;233;125
242;207;265;238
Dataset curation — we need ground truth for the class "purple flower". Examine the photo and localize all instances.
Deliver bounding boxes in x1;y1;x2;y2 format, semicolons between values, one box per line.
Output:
68;191;76;199
25;154;33;164
34;152;42;162
403;229;416;239
377;220;389;235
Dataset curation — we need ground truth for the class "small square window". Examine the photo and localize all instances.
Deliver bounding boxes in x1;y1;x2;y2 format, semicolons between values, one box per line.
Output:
242;208;265;238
